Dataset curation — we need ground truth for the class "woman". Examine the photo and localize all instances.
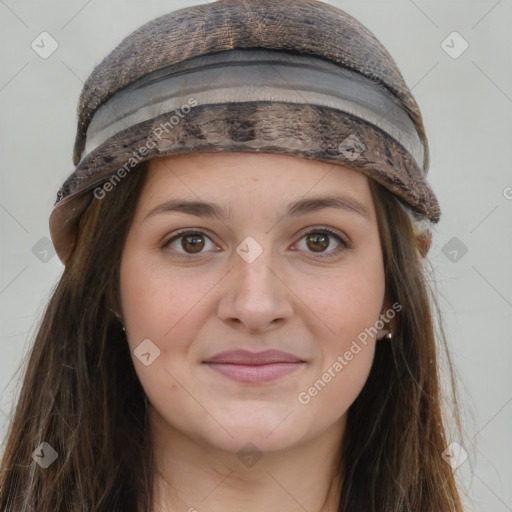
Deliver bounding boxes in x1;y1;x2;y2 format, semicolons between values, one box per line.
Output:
0;0;465;510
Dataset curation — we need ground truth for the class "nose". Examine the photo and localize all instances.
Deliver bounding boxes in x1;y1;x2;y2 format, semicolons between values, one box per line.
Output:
216;246;294;334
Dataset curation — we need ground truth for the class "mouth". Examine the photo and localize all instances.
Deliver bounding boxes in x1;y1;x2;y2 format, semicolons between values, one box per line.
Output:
202;349;306;383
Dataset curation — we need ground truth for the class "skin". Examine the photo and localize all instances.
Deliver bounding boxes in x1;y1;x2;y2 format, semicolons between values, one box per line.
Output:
119;152;391;511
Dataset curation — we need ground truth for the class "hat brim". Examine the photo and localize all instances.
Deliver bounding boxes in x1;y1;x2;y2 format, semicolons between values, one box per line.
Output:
50;101;440;264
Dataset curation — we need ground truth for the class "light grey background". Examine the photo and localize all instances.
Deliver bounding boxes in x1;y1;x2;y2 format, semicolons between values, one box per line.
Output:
1;1;511;510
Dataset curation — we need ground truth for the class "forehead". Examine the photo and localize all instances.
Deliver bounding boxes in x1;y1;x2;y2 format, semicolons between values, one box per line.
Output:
131;153;378;228
142;152;372;198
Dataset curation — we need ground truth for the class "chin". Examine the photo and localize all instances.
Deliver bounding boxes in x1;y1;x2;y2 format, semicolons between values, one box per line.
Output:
202;426;304;456
197;404;313;454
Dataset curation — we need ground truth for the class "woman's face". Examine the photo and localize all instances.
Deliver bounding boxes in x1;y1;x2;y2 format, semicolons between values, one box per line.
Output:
119;152;387;453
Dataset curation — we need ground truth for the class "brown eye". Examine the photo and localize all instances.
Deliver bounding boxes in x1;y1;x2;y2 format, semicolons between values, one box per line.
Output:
164;230;217;257
294;228;349;258
306;233;330;252
181;233;205;253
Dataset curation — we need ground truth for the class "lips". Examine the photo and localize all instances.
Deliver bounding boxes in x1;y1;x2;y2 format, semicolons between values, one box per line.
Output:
203;349;306;383
203;349;304;365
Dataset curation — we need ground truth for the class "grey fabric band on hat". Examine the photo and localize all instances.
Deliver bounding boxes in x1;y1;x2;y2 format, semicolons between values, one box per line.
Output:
82;49;425;167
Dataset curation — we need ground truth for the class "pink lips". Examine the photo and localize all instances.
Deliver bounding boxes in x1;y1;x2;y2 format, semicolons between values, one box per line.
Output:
203;349;306;383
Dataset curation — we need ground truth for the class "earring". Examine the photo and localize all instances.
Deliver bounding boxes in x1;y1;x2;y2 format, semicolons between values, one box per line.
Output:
384;332;393;340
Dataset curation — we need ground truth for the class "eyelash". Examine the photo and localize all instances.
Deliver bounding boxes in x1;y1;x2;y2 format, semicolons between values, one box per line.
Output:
162;227;350;260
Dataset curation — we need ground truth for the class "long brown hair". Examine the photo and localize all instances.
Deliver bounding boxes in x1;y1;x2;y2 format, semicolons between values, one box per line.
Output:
0;159;464;511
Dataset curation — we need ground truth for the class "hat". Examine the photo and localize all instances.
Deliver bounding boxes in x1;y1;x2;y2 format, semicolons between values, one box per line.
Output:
50;0;440;264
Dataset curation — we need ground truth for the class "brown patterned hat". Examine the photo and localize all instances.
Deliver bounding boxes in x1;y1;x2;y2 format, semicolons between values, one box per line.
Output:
50;0;440;264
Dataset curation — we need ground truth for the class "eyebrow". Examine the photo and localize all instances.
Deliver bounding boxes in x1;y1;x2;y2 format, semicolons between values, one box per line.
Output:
143;194;370;222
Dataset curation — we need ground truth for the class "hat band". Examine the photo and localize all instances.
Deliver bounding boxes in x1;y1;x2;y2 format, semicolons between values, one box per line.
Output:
82;48;424;168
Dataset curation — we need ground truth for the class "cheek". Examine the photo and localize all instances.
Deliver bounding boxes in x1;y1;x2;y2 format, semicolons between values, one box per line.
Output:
120;259;170;342
297;281;380;421
300;343;375;427
304;243;386;340
295;244;384;413
118;248;223;393
119;249;207;343
119;251;195;404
